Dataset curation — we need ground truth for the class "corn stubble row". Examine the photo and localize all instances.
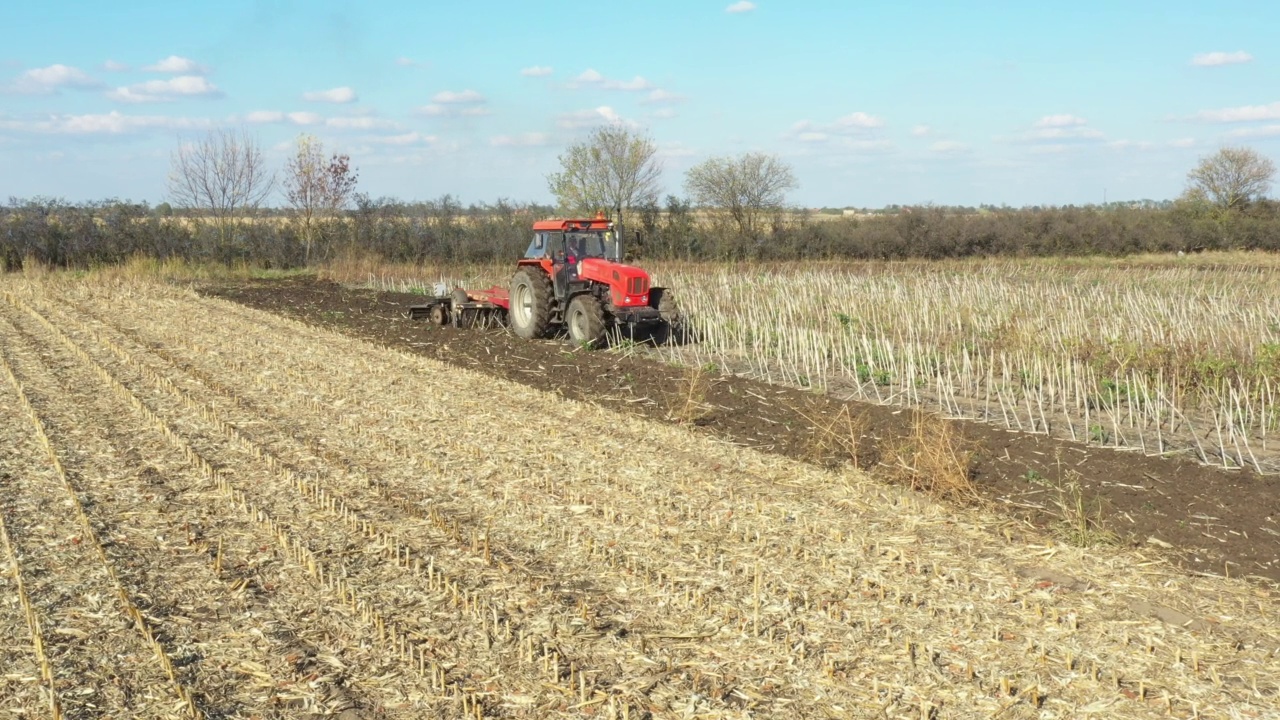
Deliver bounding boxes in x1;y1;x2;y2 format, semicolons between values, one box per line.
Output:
1;275;1278;719
363;258;1280;473
0;307;365;716
649;261;1280;473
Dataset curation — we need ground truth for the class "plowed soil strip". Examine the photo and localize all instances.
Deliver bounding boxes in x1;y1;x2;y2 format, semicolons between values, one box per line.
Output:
14;280;1278;718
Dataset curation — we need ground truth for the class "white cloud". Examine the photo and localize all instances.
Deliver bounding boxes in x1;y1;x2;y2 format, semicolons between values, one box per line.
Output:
557;106;635;129
102;60;130;72
911;124;932;136
1192;101;1280;123
726;1;756;13
1106;139;1156;151
325;115;397;129
0;110;210;135
432;89;486;104
520;66;553;77
143;55;208;74
834;112;885;129
605;76;653;91
1191;51;1253;67
245;110;285;123
367;131;436;145
930;140;969;154
7;64;103;94
490;132;550;147
418;90;490;117
642;88;685;104
395;57;419;67
651;107;678;119
1015;115;1105;143
569;69;653;91
833;138;894;153
789;112;885;143
302;86;357;103
1034;114;1087;128
1027;126;1105;140
1226;124;1280;139
107;75;222;103
288;111;323;125
243;110;397;129
1170;137;1197;147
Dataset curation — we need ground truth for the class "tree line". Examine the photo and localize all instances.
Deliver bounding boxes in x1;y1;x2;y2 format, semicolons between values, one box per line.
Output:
1;126;1277;271
6;194;1280;271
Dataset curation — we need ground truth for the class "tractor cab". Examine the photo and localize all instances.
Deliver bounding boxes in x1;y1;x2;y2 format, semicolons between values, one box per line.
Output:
523;216;620;263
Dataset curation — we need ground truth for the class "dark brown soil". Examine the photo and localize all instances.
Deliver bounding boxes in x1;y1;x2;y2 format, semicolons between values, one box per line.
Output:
203;277;1280;585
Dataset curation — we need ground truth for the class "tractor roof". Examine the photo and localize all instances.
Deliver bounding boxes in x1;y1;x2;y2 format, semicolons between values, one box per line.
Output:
533;211;613;232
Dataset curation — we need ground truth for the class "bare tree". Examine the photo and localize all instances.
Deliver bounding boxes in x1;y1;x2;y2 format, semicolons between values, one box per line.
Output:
284;134;359;262
1185;146;1275;211
167;128;275;244
546;125;661;231
684;152;797;236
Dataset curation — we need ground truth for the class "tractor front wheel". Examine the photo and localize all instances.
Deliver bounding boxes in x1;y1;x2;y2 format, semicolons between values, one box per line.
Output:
566;294;607;348
509;268;553;339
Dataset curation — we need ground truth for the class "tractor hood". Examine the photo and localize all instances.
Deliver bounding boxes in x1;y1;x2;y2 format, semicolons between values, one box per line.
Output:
578;258;652;308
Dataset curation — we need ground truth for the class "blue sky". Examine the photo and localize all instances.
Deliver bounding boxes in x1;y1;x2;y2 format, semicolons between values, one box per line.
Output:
2;0;1278;208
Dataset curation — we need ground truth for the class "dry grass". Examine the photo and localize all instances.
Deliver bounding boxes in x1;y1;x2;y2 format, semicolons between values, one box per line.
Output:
664;363;714;425
795;401;872;469
2;271;1279;718
881;410;980;503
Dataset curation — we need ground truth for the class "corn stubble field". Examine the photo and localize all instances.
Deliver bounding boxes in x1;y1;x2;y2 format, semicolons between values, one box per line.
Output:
360;255;1280;474
1;276;1278;719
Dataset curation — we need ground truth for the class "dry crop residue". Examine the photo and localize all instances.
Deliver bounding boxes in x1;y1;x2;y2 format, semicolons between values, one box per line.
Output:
0;276;1277;719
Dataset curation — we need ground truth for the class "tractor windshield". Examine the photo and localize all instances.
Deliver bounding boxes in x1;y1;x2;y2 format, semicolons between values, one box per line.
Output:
566;231;614;259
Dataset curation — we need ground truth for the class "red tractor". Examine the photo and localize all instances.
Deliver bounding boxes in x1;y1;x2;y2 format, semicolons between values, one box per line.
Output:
409;212;677;347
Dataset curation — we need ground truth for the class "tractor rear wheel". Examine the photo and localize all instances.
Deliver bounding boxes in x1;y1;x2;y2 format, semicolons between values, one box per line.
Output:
566;294;607;348
509;268;553;339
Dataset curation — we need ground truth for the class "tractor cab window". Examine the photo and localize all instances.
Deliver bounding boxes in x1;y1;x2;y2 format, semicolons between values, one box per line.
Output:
565;232;608;259
524;232;548;259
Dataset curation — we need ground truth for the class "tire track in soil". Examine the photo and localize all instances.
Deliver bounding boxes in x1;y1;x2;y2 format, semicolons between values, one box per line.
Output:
45;284;1254;712
0;304;437;717
5;293;642;718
